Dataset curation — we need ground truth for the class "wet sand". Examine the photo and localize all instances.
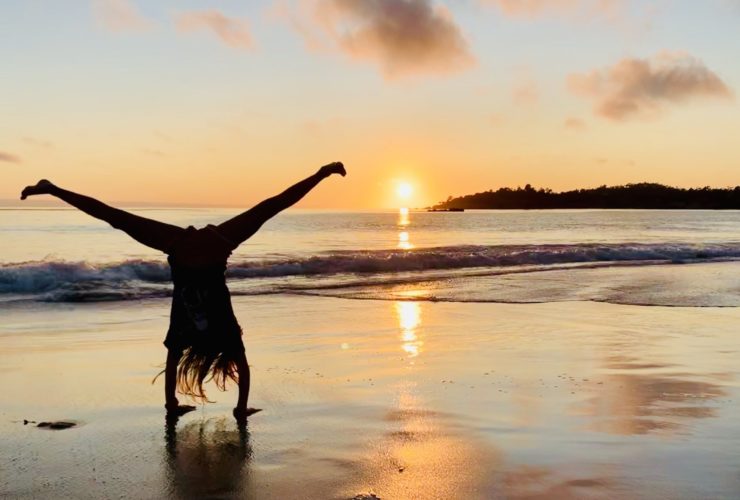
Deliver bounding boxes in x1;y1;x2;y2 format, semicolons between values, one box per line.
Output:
2;295;740;499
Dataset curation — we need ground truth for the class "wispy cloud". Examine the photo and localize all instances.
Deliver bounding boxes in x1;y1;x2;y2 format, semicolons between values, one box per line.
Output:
141;148;166;157
175;10;254;50
22;137;54;150
276;0;475;80
489;112;505;126
568;52;733;120
564;117;587;130
480;0;625;21
0;151;21;164
92;0;153;32
512;69;539;105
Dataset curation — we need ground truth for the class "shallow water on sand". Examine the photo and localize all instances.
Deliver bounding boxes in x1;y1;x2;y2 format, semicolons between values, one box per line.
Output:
2;295;740;499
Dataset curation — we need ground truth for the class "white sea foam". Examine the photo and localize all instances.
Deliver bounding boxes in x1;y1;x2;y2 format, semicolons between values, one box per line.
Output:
2;242;740;303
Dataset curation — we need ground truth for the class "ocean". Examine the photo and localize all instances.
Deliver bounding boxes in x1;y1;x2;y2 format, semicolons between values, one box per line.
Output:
3;207;740;306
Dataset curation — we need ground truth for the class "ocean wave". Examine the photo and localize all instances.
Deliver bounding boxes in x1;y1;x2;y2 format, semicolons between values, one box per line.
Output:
2;242;740;301
0;260;171;295
238;242;739;276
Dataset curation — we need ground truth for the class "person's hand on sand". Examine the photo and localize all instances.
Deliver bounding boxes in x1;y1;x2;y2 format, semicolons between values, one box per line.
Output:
165;403;197;417
233;407;262;423
21;179;56;200
319;162;346;178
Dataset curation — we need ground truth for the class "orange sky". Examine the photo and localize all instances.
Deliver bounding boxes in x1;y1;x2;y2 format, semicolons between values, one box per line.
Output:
2;1;738;208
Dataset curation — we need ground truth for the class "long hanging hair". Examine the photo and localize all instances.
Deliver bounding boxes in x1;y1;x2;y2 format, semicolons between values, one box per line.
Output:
175;338;241;401
154;328;243;402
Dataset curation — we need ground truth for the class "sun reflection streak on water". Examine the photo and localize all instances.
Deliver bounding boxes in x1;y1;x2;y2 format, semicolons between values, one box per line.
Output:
398;208;410;228
398;208;413;249
395;301;422;359
344;380;502;500
397;231;413;250
398;207;410;224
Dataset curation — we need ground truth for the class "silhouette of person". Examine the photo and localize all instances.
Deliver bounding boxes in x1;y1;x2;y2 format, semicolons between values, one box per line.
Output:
21;162;346;421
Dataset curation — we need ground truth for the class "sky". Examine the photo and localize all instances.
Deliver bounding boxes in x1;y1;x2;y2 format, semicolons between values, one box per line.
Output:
2;0;739;208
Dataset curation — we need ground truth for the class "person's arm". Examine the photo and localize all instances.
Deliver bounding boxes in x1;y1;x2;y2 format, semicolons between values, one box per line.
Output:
217;162;346;248
21;179;185;253
164;349;196;416
233;351;261;422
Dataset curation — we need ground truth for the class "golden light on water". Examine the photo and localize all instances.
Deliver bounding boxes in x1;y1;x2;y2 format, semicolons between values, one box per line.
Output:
395;301;423;358
397;302;420;330
398;207;412;248
398;231;413;250
398;207;410;228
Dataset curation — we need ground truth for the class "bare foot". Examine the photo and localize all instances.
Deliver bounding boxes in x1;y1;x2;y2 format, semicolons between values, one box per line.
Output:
320;162;346;178
21;179;55;200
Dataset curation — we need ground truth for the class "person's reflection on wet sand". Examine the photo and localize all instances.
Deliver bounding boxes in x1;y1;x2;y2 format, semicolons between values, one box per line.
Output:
165;414;252;498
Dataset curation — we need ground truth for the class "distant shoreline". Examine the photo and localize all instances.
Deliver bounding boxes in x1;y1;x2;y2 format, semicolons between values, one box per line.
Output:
430;183;740;210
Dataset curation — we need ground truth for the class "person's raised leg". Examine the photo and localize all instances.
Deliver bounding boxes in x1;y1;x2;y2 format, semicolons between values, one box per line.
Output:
217;162;346;250
21;179;184;253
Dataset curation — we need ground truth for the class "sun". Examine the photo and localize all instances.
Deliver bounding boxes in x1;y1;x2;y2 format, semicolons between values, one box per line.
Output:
397;182;413;200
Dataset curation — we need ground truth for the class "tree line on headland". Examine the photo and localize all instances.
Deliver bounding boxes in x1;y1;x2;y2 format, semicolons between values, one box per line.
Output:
430;183;740;210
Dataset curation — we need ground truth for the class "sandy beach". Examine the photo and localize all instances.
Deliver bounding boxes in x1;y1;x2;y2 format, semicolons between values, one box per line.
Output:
3;293;740;499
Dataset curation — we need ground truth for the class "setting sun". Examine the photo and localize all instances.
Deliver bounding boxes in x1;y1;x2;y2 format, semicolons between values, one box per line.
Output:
397;182;413;200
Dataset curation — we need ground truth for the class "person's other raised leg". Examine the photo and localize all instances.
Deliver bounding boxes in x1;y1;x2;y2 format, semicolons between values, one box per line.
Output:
21;179;184;253
217;162;346;250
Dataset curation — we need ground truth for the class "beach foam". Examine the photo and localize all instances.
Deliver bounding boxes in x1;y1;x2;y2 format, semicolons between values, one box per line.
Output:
3;242;740;303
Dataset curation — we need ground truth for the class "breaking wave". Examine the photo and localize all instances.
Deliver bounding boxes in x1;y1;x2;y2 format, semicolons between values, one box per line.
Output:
2;242;740;302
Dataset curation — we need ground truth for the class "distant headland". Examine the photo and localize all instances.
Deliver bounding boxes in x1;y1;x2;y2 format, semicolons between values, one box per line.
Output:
430;183;740;210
